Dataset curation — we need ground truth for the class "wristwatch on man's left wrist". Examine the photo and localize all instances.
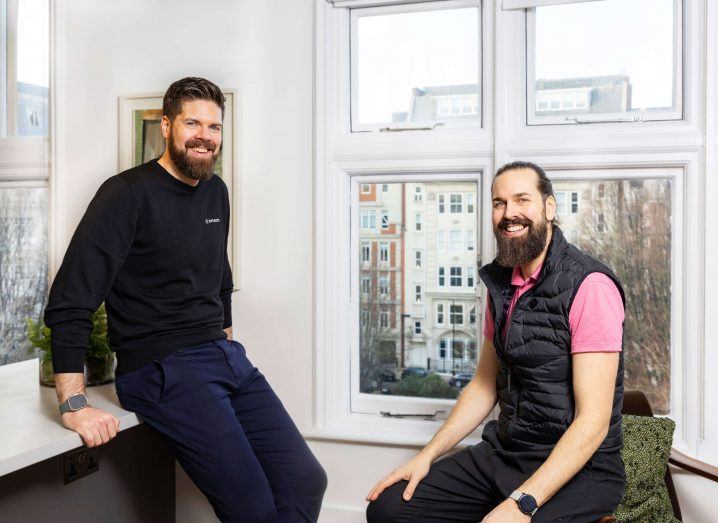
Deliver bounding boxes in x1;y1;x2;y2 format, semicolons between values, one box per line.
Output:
59;393;89;415
510;490;538;517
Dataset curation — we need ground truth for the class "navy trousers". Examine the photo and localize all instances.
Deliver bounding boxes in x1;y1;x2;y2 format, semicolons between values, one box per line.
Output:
114;338;327;523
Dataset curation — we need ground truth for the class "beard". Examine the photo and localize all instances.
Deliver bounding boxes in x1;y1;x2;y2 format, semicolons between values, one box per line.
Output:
494;214;550;267
167;133;219;181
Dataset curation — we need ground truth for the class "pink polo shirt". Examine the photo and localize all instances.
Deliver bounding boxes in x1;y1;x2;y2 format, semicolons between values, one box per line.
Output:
483;263;624;353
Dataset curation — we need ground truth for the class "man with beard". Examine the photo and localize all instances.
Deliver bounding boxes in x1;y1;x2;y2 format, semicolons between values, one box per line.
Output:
44;77;326;523
367;162;626;522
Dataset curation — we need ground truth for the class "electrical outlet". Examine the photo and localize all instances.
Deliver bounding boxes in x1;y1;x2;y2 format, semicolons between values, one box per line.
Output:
63;447;100;484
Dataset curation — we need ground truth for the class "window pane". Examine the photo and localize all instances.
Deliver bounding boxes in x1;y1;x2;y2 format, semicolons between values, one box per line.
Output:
530;0;678;124
9;0;50;136
553;178;672;414
358;181;479;399
354;6;480;129
0;184;49;365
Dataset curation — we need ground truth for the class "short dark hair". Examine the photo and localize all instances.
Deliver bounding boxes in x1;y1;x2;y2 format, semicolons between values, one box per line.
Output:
493;161;559;224
162;77;225;123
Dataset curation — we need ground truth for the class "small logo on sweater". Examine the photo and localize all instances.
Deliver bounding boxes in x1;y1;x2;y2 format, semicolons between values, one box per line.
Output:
205;218;221;224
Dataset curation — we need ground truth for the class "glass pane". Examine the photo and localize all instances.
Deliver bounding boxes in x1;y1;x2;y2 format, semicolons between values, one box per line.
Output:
14;0;50;136
553;178;672;414
358;181;479;400
354;6;480;128
531;0;678;123
0;184;49;365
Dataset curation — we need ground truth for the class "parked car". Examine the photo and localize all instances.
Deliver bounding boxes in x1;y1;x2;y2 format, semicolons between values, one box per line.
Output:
450;372;474;388
401;366;428;379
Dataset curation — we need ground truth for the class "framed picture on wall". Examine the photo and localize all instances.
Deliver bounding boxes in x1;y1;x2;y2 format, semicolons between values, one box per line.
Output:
118;90;240;290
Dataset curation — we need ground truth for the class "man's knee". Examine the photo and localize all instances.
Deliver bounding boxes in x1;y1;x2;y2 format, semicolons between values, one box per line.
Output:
366;482;408;523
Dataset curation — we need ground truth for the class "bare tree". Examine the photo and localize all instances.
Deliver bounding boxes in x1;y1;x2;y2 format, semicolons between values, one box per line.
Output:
576;179;671;413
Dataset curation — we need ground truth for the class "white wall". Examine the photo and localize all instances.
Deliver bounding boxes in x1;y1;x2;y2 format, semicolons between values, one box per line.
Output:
57;1;717;522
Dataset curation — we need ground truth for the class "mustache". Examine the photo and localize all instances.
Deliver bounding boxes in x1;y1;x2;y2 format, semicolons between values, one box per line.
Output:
497;217;532;230
185;138;216;151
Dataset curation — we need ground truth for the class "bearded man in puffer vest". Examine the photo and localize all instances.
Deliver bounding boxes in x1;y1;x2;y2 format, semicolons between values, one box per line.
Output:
367;161;626;523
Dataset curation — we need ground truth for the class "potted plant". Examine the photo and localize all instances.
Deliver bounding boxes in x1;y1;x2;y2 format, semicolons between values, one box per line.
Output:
27;302;116;387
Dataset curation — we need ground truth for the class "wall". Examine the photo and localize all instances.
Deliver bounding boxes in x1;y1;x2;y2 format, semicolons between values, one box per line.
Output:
57;1;717;522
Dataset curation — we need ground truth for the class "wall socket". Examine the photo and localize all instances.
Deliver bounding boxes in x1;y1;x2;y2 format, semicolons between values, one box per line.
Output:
63;447;99;484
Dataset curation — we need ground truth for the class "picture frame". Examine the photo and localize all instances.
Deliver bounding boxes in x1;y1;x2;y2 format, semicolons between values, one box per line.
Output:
118;90;240;291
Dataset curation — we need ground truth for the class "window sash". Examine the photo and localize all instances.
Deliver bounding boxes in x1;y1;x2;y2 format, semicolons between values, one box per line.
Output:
502;0;604;10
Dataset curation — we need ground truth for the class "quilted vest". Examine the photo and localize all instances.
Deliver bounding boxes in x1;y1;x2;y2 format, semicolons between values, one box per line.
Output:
479;226;625;453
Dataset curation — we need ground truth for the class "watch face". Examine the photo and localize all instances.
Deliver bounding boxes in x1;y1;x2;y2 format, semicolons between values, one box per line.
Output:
68;395;88;410
518;494;537;514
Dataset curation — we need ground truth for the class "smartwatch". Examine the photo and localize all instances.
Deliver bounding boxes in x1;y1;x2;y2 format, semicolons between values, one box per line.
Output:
59;393;89;415
510;490;538;517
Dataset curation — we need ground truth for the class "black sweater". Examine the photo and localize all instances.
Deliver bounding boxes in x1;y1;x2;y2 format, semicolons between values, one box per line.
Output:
44;160;234;375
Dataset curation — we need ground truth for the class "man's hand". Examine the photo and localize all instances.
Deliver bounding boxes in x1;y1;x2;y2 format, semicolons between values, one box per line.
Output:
61;407;120;448
366;452;433;502
482;498;531;522
223;326;233;341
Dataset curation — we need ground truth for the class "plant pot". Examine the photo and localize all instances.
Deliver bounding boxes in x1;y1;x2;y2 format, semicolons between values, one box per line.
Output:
39;351;116;388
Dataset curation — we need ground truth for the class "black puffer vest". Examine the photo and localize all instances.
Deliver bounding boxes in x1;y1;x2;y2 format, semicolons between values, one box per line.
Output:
479;227;625;453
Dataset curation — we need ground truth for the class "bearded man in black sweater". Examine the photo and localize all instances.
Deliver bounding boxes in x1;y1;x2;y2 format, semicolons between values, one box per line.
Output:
44;77;326;523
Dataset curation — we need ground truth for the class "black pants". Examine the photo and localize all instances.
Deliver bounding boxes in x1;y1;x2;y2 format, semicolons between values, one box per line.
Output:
115;339;327;523
367;421;625;523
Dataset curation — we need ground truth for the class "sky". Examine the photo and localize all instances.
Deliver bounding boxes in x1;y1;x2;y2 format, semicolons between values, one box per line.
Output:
16;0;49;87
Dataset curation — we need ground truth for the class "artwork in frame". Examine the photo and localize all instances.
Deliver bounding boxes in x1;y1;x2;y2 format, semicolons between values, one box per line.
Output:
118;90;239;290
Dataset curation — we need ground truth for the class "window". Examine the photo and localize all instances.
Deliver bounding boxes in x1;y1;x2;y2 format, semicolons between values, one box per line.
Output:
449;230;462;251
450;194;462;213
571;192;579;213
437;230;446;250
450;266;462;287
414;321;422;335
415;249;422;268
361;209;376;229
450;304;464;325
381;210;389;229
415;213;422;231
436;303;444;326
361;309;368;327
361;243;371;262
467;192;475;213
382;184;389;192
414;284;422;304
361;276;370;294
469;306;476;325
414;185;423;202
467;230;475;251
555;191;566;215
439;339;447;359
361;184;371;194
438;266;445;287
438;194;445;214
527;0;682;125
467;266;475;288
379;242;389;262
1;0;50;369
553;174;674;414
379;276;389;295
351;2;482;131
380;311;389;328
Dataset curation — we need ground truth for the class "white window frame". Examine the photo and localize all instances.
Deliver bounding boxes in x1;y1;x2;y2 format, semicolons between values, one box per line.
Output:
360;208;376;229
449;229;463;251
414;320;422;334
349;0;484;133
312;0;717;466
415;212;422;231
436;302;445;326
379;241;389;262
449;193;463;213
415;248;423;268
361;242;371;262
414;284;422;303
361;275;371;293
438;266;445;286
467;229;475;251
525;0;684;126
450;266;463;286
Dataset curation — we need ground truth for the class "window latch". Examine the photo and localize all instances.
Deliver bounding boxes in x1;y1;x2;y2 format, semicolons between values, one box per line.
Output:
379;123;445;132
380;410;447;421
564;116;646;125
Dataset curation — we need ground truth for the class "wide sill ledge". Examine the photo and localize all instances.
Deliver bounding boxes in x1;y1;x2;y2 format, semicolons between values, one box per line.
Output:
0;358;141;477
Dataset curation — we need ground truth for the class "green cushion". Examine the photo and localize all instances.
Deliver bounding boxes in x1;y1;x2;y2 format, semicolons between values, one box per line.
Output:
614;414;679;522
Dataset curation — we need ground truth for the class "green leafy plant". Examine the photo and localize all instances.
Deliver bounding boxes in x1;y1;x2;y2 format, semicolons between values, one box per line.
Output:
27;302;111;358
